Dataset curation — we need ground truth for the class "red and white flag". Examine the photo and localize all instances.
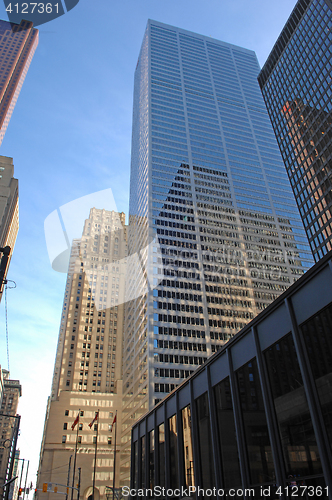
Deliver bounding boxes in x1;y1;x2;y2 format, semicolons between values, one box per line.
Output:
88;411;99;429
110;413;117;432
71;413;79;431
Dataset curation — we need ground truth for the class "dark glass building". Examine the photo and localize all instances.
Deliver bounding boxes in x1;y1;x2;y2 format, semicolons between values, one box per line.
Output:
130;250;332;498
258;0;332;262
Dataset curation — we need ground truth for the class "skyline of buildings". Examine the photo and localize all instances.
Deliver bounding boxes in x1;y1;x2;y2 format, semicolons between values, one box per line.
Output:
2;0;332;496
120;18;314;486
37;209;127;500
258;0;332;262
0;19;38;146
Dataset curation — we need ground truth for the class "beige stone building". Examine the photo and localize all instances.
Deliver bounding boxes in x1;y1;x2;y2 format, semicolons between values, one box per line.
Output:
0;370;21;498
37;209;127;500
0;156;18;298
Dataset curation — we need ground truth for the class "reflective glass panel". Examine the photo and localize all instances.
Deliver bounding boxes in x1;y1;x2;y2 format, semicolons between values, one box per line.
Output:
196;392;215;489
158;423;165;488
236;358;275;485
182;405;195;488
214;377;242;488
169;414;179;489
149;429;155;489
141;435;146;489
133;440;138;489
301;304;332;452
265;333;323;478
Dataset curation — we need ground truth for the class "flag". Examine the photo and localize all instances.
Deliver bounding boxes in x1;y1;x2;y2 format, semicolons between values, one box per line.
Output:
110;413;117;432
71;413;79;431
88;411;99;429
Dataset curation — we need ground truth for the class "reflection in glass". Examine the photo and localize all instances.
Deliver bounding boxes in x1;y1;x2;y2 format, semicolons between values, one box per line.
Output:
169;414;179;489
196;392;215;489
214;377;242;488
265;333;323;478
149;429;154;489
236;358;275;485
158;423;165;488
133;440;138;489
141;435;146;489
182;405;195;488
301;304;332;452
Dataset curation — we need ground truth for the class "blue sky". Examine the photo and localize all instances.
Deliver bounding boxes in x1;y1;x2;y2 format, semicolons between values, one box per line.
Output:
0;0;297;489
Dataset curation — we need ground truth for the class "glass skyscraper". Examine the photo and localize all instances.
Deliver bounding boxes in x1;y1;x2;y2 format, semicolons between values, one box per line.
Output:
120;20;313;484
258;0;332;262
0;19;38;145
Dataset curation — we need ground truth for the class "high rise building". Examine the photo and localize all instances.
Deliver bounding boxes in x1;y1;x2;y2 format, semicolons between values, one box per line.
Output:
0;19;38;146
120;20;314;484
258;0;332;262
0;370;21;499
37;209;127;500
0;156;18;299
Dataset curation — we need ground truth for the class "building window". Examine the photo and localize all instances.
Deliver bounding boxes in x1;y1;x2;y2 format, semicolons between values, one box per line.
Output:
62;436;66;443
149;429;154;490
65;410;69;416
214;378;241;489
181;406;194;489
265;334;323;479
236;358;275;485
158;423;165;488
63;423;67;430
169;415;178;489
196;392;215;489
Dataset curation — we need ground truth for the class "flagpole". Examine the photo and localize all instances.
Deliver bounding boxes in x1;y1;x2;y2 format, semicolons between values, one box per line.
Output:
71;411;80;500
112;411;117;500
92;409;99;500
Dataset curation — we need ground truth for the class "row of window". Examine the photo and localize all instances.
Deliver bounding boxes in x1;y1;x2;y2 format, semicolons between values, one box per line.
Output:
155;327;205;338
155;313;204;326
155;339;207;352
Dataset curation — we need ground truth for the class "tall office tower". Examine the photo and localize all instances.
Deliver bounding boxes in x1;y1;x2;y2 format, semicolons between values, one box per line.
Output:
120;20;314;484
37;209;127;500
258;0;332;262
0;370;21;499
0;156;18;299
0;19;38;145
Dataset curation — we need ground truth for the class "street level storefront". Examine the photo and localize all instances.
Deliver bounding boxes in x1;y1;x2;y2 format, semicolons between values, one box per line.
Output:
130;251;332;499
